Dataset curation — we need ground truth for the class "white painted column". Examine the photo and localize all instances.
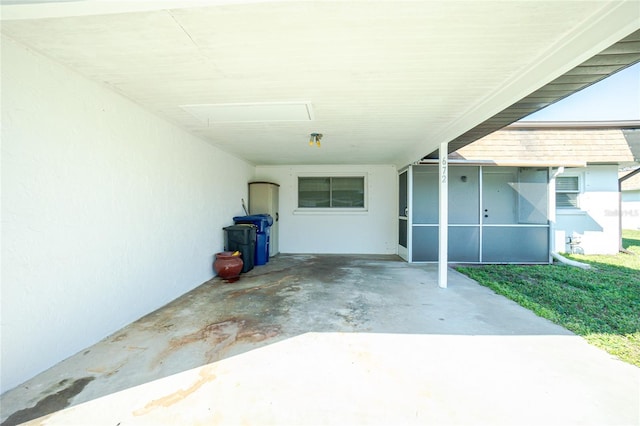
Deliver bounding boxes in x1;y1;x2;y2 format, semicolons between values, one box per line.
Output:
438;142;448;288
407;166;413;262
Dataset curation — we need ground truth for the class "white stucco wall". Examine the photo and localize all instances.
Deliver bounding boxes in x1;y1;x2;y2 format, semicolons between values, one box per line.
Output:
1;38;254;393
621;190;640;230
554;166;620;254
254;165;397;254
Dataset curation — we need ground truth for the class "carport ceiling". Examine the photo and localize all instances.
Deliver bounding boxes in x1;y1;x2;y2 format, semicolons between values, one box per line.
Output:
2;1;639;167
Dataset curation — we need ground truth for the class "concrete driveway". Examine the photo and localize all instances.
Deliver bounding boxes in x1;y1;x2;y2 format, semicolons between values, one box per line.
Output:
2;254;638;425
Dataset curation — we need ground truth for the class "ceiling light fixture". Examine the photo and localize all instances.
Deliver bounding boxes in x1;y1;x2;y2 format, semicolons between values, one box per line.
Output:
309;133;323;148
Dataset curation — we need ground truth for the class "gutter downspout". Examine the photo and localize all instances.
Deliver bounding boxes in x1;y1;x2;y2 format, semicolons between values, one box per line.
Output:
548;166;563;262
551;252;591;270
619;176;625;253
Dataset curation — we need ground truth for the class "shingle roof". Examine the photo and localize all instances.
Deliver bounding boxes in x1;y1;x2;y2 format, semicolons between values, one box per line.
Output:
621;168;640;191
622;129;640;161
452;122;638;165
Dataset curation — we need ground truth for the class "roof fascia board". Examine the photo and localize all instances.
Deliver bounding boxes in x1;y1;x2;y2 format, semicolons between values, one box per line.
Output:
508;120;640;129
419;159;587;168
620;167;640;183
504;120;640;129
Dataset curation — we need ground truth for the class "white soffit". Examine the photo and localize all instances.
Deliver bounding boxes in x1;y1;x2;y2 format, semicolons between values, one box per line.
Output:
181;102;313;125
2;1;638;166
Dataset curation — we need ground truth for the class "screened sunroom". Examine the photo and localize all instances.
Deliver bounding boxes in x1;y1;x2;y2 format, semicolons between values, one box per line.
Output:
399;164;550;263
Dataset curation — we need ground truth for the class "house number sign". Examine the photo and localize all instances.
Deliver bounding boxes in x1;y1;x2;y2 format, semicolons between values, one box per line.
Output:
441;157;447;183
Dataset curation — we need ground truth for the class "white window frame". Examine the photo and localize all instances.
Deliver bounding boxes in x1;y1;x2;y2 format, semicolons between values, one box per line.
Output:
555;174;582;210
295;173;368;214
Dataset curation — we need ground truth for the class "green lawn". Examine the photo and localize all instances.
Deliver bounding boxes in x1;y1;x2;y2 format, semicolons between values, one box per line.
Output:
455;229;640;367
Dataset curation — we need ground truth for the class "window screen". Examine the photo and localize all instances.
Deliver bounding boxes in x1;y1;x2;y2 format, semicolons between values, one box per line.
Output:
298;176;364;208
556;176;579;208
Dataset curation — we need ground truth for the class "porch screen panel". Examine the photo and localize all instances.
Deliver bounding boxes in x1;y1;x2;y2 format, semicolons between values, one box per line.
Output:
518;168;548;224
412;226;438;261
399;171;408;216
483;227;548;262
448;226;480;262
482;169;518;224
399;219;407;248
448;166;480;224
412;168;438;224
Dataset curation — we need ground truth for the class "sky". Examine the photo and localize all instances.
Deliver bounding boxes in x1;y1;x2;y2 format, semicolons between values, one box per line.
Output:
522;62;640;121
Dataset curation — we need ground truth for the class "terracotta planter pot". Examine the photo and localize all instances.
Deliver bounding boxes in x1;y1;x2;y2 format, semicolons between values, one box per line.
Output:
213;251;243;282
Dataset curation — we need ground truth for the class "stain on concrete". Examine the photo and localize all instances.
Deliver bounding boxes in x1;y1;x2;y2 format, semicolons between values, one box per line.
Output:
133;365;217;416
111;332;128;343
136;273;296;371
135;303;182;331
87;359;129;378
305;256;350;284
0;254;408;423
153;318;281;368
1;376;94;426
336;296;370;328
226;275;295;298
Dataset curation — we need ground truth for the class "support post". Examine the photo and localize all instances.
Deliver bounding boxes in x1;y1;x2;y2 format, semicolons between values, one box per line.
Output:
438;142;448;288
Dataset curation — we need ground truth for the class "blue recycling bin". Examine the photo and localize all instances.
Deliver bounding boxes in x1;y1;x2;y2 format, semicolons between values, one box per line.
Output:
233;214;273;265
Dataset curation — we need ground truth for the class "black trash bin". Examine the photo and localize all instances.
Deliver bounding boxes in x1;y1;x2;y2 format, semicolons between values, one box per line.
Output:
233;214;273;266
223;224;256;273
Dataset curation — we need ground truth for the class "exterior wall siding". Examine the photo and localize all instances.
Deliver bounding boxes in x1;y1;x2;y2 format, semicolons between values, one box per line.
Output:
621;190;640;230
254;165;397;255
1;38;254;392
554;166;620;254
